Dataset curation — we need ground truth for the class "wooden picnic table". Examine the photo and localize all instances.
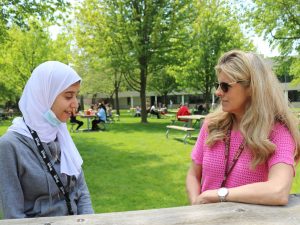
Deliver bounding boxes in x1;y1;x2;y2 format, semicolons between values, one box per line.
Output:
178;115;205;128
1;194;300;225
80;114;97;131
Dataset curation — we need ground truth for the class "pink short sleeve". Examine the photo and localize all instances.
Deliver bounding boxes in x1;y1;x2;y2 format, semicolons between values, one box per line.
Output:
191;121;208;165
267;123;295;169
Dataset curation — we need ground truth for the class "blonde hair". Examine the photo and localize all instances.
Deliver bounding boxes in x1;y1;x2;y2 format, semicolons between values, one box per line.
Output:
206;50;300;168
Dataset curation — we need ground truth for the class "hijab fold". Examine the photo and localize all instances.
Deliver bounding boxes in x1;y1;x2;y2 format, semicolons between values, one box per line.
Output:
8;61;83;178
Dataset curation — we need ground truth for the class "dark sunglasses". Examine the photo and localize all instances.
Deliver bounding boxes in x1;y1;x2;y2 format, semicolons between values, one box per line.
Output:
214;81;242;93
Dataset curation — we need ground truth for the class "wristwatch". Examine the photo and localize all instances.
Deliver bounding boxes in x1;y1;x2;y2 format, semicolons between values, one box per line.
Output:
217;187;229;202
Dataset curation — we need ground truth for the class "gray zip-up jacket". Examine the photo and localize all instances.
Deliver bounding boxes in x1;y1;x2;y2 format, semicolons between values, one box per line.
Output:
0;131;94;219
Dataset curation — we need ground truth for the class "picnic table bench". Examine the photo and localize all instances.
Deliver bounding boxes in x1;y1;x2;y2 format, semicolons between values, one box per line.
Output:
166;125;195;144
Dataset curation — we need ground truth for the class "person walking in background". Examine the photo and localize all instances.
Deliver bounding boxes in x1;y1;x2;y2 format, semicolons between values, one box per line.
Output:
186;50;300;206
0;61;94;218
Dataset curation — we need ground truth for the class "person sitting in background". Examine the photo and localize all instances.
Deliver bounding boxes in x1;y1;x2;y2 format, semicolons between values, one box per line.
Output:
186;50;300;206
134;106;141;117
106;103;113;122
92;103;107;130
7;108;14;118
194;104;206;115
160;104;168;115
70;110;84;132
150;104;160;119
87;105;95;115
176;103;191;122
106;104;112;117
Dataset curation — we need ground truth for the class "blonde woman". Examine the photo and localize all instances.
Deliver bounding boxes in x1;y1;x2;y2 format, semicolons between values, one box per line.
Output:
186;50;300;205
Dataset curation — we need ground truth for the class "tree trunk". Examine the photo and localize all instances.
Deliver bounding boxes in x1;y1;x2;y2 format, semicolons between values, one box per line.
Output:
92;93;97;104
115;85;120;115
80;95;84;111
163;94;168;106
140;65;147;123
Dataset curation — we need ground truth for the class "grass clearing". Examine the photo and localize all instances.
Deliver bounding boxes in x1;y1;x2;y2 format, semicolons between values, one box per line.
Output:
0;111;299;213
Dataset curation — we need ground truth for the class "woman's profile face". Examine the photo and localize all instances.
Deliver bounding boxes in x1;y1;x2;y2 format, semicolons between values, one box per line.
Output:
51;82;81;122
215;71;250;118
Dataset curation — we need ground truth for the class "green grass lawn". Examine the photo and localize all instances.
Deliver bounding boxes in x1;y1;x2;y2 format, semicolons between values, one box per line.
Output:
74;114;193;213
0;112;300;214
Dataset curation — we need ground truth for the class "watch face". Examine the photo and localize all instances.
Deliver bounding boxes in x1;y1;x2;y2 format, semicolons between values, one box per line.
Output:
218;187;228;197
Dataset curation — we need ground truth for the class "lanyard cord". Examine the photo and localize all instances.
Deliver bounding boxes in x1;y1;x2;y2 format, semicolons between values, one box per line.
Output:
221;128;246;187
24;121;74;215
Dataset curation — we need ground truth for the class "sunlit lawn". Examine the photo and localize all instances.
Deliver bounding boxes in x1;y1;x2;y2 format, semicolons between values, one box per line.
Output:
0;112;193;213
0;111;299;214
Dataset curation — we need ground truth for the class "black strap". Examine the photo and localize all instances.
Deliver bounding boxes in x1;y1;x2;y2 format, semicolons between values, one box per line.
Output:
25;123;74;215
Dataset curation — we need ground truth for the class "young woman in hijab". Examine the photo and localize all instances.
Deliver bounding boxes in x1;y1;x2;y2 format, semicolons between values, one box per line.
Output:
186;50;300;206
0;61;94;219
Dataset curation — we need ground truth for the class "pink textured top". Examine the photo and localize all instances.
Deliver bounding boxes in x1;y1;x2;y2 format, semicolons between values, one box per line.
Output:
191;121;295;192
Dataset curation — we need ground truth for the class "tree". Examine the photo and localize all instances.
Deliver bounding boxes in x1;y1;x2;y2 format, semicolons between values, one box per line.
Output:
0;20;73;104
0;23;51;102
96;0;195;123
74;0;194;122
0;0;70;43
236;0;300;81
148;68;179;106
290;58;300;83
170;0;253;108
74;0;127;114
238;0;299;55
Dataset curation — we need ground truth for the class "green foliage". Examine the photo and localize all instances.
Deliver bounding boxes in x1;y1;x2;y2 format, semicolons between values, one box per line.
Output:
271;56;300;84
148;68;179;102
0;0;70;47
237;0;299;55
273;56;294;77
74;0;127;99
75;0;195;122
0;21;50;101
170;0;253;106
0;0;70;28
0;19;73;103
290;57;300;83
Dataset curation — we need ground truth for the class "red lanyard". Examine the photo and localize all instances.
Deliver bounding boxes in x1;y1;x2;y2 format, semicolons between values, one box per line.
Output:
221;128;245;187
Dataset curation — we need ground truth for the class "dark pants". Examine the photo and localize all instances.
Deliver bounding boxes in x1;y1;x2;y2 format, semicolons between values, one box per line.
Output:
92;119;105;130
150;110;160;119
70;117;84;130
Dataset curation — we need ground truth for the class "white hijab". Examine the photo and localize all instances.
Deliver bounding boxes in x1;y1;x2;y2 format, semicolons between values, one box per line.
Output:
8;61;83;178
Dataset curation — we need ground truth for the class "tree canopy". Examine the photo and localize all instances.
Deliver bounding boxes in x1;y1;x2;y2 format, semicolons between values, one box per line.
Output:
240;0;299;55
169;0;253;107
1;0;298;110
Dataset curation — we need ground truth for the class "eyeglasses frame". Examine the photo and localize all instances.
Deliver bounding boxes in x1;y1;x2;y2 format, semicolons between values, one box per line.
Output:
215;81;245;93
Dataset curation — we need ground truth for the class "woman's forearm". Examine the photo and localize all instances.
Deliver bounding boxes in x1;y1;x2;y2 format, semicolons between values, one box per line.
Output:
199;163;293;205
226;181;290;205
186;164;202;204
